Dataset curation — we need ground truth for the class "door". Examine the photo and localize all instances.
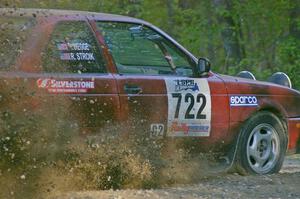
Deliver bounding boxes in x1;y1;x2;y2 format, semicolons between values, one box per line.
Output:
18;19;120;138
94;21;225;147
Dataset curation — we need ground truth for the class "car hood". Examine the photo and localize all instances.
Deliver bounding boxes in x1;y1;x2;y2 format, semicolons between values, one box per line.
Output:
215;73;300;118
216;74;300;96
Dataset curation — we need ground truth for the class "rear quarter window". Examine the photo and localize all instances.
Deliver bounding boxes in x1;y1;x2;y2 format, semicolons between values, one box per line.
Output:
0;17;36;71
41;21;106;74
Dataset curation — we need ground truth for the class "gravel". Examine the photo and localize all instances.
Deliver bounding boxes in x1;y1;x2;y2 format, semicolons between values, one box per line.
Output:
55;154;300;199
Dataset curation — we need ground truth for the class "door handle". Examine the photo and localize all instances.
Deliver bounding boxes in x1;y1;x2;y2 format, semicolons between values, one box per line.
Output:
124;84;143;94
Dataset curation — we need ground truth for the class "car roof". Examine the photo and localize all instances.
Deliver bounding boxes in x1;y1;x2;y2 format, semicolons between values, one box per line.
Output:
0;8;198;63
0;8;147;24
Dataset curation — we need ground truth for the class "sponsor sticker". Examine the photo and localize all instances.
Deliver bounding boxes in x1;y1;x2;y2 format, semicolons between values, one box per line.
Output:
170;122;209;137
165;78;211;137
37;78;95;94
230;95;258;107
174;79;199;92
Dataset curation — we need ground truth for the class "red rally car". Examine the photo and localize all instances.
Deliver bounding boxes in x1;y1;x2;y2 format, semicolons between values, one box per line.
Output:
0;8;299;175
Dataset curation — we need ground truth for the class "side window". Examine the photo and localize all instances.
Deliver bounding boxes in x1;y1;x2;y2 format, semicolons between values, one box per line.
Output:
42;21;106;73
0;17;36;71
96;22;195;76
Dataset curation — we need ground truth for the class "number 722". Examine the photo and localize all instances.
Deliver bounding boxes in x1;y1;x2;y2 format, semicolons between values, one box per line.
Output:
172;93;207;120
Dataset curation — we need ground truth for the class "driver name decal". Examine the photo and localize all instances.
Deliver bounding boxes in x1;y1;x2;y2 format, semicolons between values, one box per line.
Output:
57;42;96;61
165;78;211;137
57;43;91;51
60;53;95;61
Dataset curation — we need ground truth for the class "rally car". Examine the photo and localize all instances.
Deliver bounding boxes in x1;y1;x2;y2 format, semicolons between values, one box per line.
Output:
0;8;299;175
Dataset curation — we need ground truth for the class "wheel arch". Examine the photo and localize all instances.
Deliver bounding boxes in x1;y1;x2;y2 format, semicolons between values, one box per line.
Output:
257;105;289;151
257;106;288;134
240;108;289;151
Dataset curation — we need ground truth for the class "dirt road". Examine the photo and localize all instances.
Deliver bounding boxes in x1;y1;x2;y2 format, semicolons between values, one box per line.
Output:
57;154;300;199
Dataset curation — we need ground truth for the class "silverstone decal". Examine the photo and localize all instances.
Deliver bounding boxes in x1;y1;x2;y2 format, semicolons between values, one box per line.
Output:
37;78;95;93
230;96;258;107
165;78;211;137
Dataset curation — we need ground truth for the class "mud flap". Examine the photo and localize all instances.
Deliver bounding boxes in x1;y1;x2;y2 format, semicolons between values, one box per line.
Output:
205;135;241;174
297;139;300;154
220;127;244;173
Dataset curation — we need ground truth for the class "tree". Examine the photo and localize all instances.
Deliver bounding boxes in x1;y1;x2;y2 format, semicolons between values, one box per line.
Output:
212;0;245;73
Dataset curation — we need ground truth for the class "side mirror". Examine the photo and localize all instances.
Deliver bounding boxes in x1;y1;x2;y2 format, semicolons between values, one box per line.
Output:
198;58;211;74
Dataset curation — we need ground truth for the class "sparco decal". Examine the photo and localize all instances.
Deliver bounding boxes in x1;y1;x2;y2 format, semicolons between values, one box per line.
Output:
230;96;258;107
37;78;95;93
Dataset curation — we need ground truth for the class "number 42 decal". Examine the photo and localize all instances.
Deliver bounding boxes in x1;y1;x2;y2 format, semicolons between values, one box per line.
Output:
172;93;207;120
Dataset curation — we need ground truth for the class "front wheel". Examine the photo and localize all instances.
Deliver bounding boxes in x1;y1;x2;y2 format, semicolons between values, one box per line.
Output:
235;111;287;175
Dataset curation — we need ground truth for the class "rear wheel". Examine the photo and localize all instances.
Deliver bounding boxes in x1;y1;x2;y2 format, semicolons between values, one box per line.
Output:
235;111;287;175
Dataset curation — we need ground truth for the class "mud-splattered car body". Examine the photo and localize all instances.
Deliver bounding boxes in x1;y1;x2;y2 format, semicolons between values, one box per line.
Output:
0;9;299;173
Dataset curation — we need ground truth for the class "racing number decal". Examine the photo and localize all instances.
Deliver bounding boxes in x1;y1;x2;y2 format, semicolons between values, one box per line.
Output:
172;93;207;120
166;78;211;137
150;124;164;138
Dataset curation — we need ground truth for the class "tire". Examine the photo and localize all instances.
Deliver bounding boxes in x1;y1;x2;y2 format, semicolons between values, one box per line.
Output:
235;111;288;175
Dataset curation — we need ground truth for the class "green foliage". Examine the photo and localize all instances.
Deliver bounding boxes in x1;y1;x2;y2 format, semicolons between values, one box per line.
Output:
277;37;300;89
